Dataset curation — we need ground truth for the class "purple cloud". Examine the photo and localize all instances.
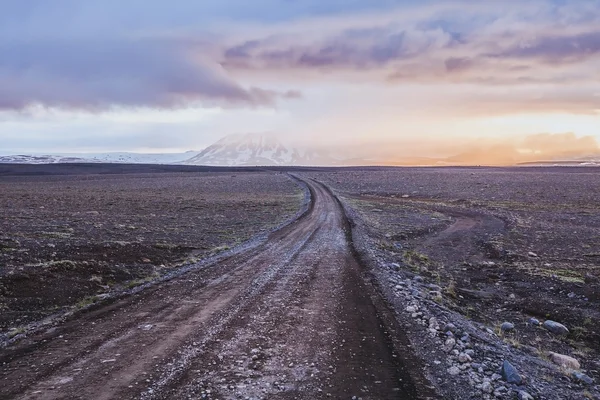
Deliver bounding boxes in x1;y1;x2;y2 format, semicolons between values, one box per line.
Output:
224;26;456;70
0;38;281;110
496;31;600;63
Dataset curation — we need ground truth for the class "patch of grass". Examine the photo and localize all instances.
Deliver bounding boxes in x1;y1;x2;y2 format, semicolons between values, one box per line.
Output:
0;244;17;252
211;245;231;254
444;280;458;299
75;295;100;309
403;250;432;273
125;272;160;289
502;335;523;349
45;260;78;270
519;265;586;284
39;231;72;239
7;326;26;339
571;325;589;342
152;242;178;250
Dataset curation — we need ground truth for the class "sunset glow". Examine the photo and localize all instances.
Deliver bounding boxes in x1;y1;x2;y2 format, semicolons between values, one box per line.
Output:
1;0;599;163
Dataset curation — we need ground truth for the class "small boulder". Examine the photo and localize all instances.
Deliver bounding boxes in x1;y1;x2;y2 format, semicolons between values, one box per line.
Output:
500;322;515;332
501;360;522;384
528;252;539;258
443;338;456;353
518;391;534;400
447;366;460;376
528;318;540;326
444;322;458;333
572;371;594;385
549;352;580;370
458;353;472;363
543;320;569;336
481;380;493;394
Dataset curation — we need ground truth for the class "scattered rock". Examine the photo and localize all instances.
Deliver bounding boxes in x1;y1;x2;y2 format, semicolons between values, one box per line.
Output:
549;352;580;370
528;252;539;258
543;320;569;336
501;360;522;384
443;338;456;353
481;380;493;394
528;318;540;326
428;317;440;330
458;353;472;363
447;366;460;376
444;323;457;333
500;322;515;332
572;371;594;385
517;391;534;400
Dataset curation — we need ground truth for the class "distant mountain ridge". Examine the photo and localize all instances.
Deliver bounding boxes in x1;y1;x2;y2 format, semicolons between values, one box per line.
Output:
0;151;199;165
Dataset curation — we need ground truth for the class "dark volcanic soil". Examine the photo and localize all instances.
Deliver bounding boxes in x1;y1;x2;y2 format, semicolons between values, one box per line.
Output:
310;166;600;399
0;174;435;400
0;166;303;331
2;165;599;400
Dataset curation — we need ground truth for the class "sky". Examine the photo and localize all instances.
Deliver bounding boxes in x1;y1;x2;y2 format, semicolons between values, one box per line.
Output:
1;0;599;160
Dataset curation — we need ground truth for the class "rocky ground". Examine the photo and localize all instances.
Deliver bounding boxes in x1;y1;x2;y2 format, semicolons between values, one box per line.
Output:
0;174;434;400
1;165;599;400
0;166;303;334
309;166;600;399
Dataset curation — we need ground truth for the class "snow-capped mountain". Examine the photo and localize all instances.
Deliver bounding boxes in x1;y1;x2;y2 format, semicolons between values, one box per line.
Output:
184;133;338;166
0;151;200;165
0;154;95;164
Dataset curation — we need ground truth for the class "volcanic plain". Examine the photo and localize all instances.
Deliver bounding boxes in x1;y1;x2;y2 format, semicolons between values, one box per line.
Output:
0;164;598;400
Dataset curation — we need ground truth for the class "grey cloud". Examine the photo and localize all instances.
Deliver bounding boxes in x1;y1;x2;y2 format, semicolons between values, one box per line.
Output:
444;57;473;73
221;6;600;87
224;26;456;70
0;37;285;110
497;31;600;63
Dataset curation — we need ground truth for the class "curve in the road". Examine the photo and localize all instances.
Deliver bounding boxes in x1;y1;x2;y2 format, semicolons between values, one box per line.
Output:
0;176;436;400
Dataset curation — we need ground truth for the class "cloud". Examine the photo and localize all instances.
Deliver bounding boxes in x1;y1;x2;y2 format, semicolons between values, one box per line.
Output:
220;1;600;90
0;36;302;110
494;31;600;63
442;133;600;165
223;25;457;70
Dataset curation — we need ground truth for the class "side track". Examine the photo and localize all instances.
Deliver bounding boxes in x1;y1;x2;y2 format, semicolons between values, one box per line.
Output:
0;177;434;400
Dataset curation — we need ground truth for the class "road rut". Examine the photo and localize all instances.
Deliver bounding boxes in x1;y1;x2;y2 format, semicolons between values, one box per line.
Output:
0;177;433;399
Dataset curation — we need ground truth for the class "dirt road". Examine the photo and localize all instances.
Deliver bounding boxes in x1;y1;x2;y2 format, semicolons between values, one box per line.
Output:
0;177;434;400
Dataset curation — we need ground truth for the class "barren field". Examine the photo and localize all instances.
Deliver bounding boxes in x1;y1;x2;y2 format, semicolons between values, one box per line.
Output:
310;166;600;399
1;165;599;400
0;166;303;332
0;168;436;400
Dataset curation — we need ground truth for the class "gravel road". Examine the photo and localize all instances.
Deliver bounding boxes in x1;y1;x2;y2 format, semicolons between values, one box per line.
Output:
0;177;435;400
